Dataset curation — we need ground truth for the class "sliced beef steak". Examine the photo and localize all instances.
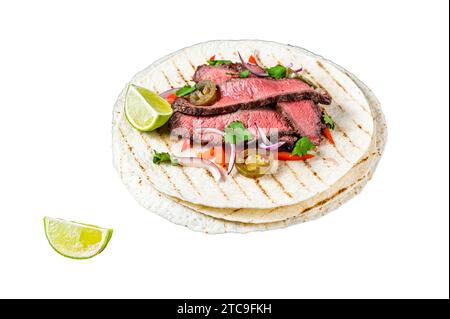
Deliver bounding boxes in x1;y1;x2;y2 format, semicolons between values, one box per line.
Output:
193;63;264;84
277;100;325;145
172;77;331;116
168;107;297;148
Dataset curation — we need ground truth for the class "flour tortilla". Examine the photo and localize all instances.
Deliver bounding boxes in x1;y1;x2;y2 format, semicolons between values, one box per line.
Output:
112;43;386;233
113;40;375;209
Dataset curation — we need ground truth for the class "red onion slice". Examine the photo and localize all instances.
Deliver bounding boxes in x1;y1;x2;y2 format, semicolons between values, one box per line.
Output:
227;144;236;175
259;141;286;150
255;124;271;145
255;124;285;150
173;156;226;182
238;51;269;77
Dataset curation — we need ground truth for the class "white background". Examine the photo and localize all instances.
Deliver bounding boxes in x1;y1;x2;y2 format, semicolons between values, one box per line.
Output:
0;0;448;299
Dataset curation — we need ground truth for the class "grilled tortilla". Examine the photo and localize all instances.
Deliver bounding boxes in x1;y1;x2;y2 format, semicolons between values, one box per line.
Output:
113;40;377;209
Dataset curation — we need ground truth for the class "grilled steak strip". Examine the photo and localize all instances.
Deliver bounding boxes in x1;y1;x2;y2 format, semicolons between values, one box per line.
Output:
173;77;331;116
168;107;296;148
277;101;325;145
193;63;264;83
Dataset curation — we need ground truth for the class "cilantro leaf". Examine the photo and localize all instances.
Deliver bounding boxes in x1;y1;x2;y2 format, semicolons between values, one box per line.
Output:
176;85;196;97
239;70;250;78
266;65;286;79
224;121;254;144
322;112;335;130
292;137;315;156
152;151;178;165
207;59;232;66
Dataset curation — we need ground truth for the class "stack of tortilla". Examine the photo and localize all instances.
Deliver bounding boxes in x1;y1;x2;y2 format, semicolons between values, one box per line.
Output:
112;40;387;234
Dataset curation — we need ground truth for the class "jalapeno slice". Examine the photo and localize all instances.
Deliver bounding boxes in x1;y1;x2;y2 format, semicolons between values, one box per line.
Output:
235;148;276;178
189;80;218;106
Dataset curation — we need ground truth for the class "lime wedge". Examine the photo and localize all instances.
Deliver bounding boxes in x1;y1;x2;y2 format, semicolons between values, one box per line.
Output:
125;84;173;131
44;217;113;259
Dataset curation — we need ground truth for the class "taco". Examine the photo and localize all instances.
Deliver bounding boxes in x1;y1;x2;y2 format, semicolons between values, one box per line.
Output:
112;40;386;233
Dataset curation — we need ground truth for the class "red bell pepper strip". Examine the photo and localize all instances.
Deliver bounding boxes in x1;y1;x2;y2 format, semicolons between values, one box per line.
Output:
323;127;335;145
276;152;315;161
209;55;215;61
248;55;257;65
165;93;177;104
198;148;215;160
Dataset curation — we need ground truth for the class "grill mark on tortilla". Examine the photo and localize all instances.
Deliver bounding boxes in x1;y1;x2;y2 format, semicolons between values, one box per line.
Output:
300;175;367;214
253;51;267;68
284;162;312;193
316;60;370;113
336;104;345;113
327;139;351;164
352;119;371;136
264;207;278;216
271;175;294;199
187;59;196;72
323;154;341;166
246;207;278;220
318;155;334;168
355;155;369;167
223;208;242;217
254;178;275;203
173;62;190;85
303;69;327;92
300;185;349;214
335;125;361;150
161;70;175;89
203;169;230;201
303;161;327;185
230;175;252;200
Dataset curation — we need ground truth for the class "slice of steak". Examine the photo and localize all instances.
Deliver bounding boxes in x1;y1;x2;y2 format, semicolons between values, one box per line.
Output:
193;63;265;84
277;100;325;145
168;107;296;147
172;77;331;116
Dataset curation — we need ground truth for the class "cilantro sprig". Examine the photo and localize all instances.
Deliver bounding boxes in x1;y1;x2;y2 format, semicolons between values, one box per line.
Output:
266;65;287;79
292;137;315;156
322;112;335;130
152;151;178;165
224;121;254;144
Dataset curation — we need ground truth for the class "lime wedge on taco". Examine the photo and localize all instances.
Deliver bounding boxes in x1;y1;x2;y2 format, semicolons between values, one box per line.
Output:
125;84;173;131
